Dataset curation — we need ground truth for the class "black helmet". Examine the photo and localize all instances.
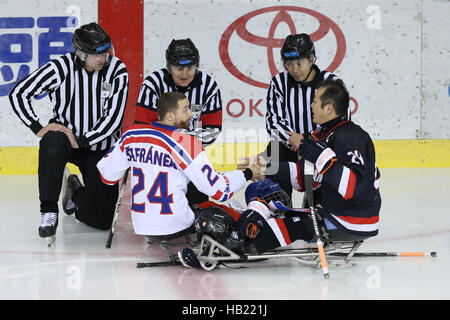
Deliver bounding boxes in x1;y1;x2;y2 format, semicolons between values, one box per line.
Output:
281;33;315;62
72;22;112;54
194;206;235;242
165;38;199;66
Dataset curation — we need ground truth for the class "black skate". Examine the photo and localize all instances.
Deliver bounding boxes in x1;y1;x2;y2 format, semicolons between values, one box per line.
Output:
61;168;83;215
39;212;58;247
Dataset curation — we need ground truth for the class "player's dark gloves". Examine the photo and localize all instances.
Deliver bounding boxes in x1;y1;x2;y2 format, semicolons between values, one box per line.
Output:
178;248;201;268
298;136;337;174
298;136;327;163
236;208;265;240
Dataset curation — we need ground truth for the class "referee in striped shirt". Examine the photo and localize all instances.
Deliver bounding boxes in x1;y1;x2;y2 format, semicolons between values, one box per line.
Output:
135;38;222;205
9;23;128;244
263;33;346;165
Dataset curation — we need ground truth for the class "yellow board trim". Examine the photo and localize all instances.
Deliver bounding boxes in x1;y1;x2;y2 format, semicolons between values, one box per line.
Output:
0;139;449;175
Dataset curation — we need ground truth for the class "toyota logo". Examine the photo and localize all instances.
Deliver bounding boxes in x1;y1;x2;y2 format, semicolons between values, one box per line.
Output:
219;6;347;89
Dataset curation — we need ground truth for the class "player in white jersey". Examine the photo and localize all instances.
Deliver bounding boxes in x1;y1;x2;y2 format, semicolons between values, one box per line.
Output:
97;92;260;237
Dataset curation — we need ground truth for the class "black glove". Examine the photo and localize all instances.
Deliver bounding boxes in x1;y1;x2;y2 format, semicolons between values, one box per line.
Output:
236;208;265;240
299;136;337;174
298;136;328;163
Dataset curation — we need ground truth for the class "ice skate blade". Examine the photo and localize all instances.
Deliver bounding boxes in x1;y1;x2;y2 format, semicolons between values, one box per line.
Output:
46;235;56;247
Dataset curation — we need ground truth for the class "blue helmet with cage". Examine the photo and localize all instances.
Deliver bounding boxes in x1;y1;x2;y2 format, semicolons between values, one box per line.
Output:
245;178;292;208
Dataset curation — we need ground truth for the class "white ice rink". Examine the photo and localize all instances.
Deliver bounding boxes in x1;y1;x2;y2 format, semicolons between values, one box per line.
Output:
1;168;449;300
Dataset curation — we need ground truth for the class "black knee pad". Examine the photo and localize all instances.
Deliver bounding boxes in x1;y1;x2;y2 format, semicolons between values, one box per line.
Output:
40;131;70;157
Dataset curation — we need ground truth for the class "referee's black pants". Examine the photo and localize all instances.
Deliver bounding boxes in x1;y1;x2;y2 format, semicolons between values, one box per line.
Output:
261;140;299;197
39;131;118;230
186;182;208;206
262;139;299;163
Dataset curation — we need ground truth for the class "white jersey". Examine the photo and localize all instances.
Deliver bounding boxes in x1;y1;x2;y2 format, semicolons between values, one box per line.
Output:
97;122;246;235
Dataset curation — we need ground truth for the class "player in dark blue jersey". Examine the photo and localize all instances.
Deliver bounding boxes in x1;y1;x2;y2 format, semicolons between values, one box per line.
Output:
268;78;381;239
244;78;381;248
179;79;381;267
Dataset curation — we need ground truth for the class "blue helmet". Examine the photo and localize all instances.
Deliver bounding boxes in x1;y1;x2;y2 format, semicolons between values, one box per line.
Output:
245;178;292;208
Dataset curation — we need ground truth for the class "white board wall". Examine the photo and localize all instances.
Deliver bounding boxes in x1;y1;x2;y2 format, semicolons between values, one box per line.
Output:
0;0;448;147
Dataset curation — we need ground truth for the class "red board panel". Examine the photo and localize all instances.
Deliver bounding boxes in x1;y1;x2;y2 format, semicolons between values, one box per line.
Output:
98;0;143;131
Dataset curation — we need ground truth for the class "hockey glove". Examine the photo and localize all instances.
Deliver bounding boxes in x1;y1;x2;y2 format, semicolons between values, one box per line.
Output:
298;136;337;174
178;248;201;268
235;205;267;240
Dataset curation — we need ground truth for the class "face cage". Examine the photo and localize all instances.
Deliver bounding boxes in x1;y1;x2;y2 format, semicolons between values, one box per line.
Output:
77;44;115;66
261;189;292;208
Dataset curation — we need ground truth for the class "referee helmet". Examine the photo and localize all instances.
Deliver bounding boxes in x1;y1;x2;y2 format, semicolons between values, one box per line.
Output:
73;22;114;65
281;33;315;62
166;38;199;67
73;22;112;54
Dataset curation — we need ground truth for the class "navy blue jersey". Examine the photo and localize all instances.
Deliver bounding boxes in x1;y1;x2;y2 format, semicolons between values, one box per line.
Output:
274;117;381;237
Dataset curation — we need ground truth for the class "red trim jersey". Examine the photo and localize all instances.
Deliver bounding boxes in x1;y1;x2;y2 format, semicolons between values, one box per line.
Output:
275;117;381;237
135;69;222;146
96;122;246;236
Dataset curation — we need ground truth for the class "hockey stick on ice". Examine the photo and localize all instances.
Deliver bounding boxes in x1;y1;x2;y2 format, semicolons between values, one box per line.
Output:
329;251;437;257
137;260;182;268
106;169;129;249
303;160;329;279
136;257;268;268
136;250;438;268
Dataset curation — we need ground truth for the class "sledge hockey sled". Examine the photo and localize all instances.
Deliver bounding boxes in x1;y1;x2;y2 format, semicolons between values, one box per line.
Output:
137;233;436;272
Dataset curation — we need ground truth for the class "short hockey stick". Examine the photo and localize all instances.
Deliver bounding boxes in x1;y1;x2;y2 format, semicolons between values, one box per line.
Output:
303;160;329;279
106;169;129;249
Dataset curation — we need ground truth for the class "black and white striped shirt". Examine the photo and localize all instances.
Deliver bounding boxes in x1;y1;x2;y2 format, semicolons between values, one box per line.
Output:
135;68;222;146
9;52;129;151
266;64;346;143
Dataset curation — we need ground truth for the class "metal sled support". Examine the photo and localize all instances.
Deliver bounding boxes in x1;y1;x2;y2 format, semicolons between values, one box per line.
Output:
136;235;437;271
195;236;367;270
146;234;198;261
